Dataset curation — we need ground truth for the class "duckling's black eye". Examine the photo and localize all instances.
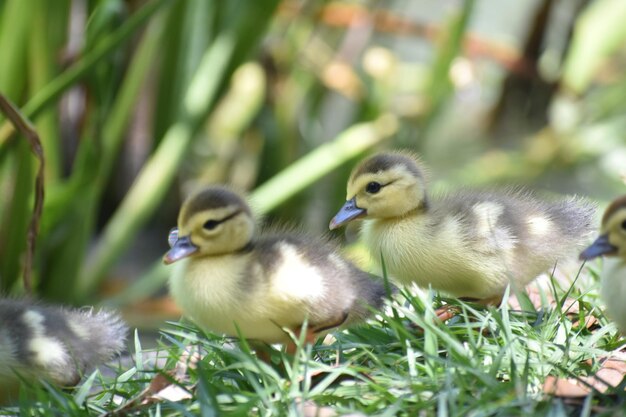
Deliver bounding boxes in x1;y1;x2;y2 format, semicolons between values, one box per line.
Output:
203;220;220;230
365;181;382;194
621;220;626;230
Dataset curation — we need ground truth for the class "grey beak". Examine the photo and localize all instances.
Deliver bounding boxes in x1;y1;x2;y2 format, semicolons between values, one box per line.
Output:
329;197;366;230
163;235;199;264
579;233;618;260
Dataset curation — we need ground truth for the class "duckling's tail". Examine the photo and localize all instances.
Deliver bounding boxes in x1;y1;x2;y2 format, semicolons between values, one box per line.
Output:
351;272;393;322
0;299;128;388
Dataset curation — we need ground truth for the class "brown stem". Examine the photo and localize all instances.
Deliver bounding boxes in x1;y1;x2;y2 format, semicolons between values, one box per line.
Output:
0;95;45;294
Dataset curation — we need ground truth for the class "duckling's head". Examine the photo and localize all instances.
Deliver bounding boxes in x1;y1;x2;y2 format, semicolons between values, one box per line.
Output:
329;151;428;229
163;186;255;264
580;196;626;261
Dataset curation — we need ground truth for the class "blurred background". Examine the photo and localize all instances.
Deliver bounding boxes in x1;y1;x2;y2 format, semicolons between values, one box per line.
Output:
0;0;624;332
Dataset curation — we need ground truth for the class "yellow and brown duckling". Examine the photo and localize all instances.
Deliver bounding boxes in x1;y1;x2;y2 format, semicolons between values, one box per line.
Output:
580;195;626;334
330;151;596;305
164;186;388;347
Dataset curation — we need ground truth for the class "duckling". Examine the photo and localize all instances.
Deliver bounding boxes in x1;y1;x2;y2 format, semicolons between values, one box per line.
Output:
164;186;388;346
580;196;626;334
330;151;595;304
0;299;127;402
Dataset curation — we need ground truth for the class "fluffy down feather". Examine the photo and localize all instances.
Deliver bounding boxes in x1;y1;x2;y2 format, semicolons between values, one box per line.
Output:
0;298;127;400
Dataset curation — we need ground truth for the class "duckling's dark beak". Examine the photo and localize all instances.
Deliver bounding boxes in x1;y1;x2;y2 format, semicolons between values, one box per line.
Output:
329;197;366;230
163;235;198;264
579;234;618;260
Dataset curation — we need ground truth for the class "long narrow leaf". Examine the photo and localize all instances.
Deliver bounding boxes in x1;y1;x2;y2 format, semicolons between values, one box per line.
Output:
0;0;31;100
250;114;399;213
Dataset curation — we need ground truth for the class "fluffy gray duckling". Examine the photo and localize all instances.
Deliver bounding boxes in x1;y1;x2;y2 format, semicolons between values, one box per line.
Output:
0;299;127;402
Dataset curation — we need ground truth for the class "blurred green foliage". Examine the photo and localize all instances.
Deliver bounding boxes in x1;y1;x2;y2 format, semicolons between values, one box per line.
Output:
0;0;624;308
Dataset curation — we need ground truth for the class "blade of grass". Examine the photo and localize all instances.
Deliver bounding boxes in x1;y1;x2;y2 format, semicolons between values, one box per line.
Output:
28;0;67;183
0;142;32;292
0;0;31;100
250;114;398;213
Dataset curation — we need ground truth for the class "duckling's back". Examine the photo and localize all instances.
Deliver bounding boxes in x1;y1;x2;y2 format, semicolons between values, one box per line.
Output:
365;188;595;299
438;189;594;240
436;189;595;290
249;231;388;329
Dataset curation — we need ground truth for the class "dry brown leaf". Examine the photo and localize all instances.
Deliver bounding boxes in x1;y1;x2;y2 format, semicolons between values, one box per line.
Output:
543;375;591;397
544;350;626;397
299;400;338;417
152;383;193;402
147;373;171;394
100;347;198;416
571;315;599;330
149;346;198;401
507;271;601;331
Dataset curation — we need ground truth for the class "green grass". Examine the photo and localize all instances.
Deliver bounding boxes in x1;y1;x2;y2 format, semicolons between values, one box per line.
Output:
4;266;626;416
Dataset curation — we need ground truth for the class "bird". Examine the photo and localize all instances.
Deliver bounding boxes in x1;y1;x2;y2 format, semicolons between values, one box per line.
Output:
579;195;626;334
163;185;389;348
329;151;596;306
0;299;127;403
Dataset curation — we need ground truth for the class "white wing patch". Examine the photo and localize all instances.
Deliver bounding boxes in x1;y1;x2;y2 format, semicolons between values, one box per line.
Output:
67;317;91;340
472;202;504;236
22;310;69;368
271;243;326;302
527;215;552;235
472;202;517;254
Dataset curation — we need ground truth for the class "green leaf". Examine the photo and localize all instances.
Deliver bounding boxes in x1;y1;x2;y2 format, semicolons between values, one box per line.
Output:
0;0;32;100
0;142;31;292
250;115;398;213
